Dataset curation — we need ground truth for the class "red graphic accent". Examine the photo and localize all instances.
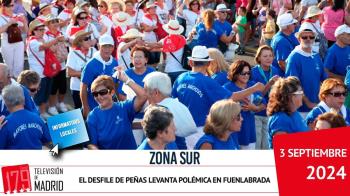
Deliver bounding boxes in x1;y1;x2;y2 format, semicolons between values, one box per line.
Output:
1;164;31;194
273;127;350;196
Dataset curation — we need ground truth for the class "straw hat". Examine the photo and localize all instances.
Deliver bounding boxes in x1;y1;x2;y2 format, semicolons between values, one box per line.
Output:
188;46;213;62
215;4;230;12
112;12;131;26
73;8;87;18
75;0;90;7
120;28;143;39
304;6;322;19
44;14;60;25
145;1;157;9
72;30;92;47
163;20;184;35
29;19;45;33
109;0;126;11
39;3;52;14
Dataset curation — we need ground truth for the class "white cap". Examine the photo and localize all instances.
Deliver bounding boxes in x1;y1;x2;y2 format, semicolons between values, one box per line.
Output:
276;13;298;27
215;4;229;12
295;22;316;37
99;34;114;46
334;24;350;37
187;46;213;62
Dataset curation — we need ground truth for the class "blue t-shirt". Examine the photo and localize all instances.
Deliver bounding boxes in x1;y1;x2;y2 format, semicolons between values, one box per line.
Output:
271;31;299;76
305;105;350;126
195;22;224;48
137;139;178;150
194;133;240;150
0;109;51;149
214;20;232;36
211;71;229;86
268;111;309;148
0;85;39;117
324;44;350;77
223;81;264;145
250;65;282;116
172;72;231;126
86;100;137;149
285;51;328;112
81;57;118;110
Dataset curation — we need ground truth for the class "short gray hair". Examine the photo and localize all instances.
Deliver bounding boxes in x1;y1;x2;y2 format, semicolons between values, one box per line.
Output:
2;84;25;109
143;72;172;97
0;63;9;78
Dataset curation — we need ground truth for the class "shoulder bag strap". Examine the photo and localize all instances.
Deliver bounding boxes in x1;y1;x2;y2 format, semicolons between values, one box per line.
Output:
29;42;45;67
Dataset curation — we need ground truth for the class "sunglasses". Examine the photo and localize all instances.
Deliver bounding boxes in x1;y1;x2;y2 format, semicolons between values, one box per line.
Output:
328;91;347;97
233;114;242;121
239;71;251;76
35;28;46;32
29;88;39;93
5;4;14;7
98;5;105;8
83;36;91;41
92;89;110;97
301;36;315;40
78;16;88;20
191;3;199;6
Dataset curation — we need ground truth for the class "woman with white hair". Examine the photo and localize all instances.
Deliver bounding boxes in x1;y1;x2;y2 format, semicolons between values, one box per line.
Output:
0;85;51;149
143;71;197;149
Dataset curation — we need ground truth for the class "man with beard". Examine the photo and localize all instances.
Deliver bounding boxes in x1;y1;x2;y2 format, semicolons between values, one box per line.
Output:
285;23;328;118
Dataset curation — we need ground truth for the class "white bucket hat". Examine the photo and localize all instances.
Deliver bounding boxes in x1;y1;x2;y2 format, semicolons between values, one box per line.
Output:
304;6;323;19
163;20;184;35
215;4;230;12
276;13;298;27
188;46;213;62
112;12;131;26
121;28;143;39
295;22;316;37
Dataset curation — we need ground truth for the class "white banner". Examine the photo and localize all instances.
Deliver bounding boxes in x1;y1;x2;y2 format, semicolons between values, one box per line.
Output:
0;150;278;195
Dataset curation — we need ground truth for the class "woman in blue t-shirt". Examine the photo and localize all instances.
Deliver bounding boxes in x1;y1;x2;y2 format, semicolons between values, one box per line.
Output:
223;60;266;150
267;76;309;149
306;78;350;129
188;9;233;48
195;99;242;150
86;73;147;150
207;48;230;86
137;106;177;150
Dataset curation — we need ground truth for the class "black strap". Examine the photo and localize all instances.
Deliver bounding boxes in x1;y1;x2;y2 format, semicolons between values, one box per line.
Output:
73;48;93;63
121;55;130;69
169;52;181;65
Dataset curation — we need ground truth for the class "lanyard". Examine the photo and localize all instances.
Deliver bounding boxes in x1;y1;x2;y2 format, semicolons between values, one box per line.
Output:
257;64;272;83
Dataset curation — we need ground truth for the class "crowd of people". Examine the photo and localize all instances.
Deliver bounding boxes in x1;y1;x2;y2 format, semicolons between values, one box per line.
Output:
0;0;350;150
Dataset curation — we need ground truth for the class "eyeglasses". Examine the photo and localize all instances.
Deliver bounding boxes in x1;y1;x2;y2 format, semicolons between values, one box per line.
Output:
92;89;110;97
291;90;304;95
328;91;347;97
83;36;91;41
5;4;14;7
191;3;199;6
301;36;315;40
98;5;105;8
239;71;251;76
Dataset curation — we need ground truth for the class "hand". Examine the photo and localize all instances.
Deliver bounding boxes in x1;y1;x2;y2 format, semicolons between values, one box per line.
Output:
306;101;317;109
56;35;65;42
253;82;265;92
115;66;129;82
241;98;258;112
0;115;7;130
268;75;279;86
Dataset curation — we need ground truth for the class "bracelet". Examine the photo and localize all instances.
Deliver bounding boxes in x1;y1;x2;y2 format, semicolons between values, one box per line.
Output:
125;78;134;85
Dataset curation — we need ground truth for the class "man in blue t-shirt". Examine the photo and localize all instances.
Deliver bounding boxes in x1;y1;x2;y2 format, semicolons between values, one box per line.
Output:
81;34;118;118
172;45;264;148
271;13;299;76
214;4;235;53
285;26;328;115
0;64;38;117
324;24;350;81
0;85;51;149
